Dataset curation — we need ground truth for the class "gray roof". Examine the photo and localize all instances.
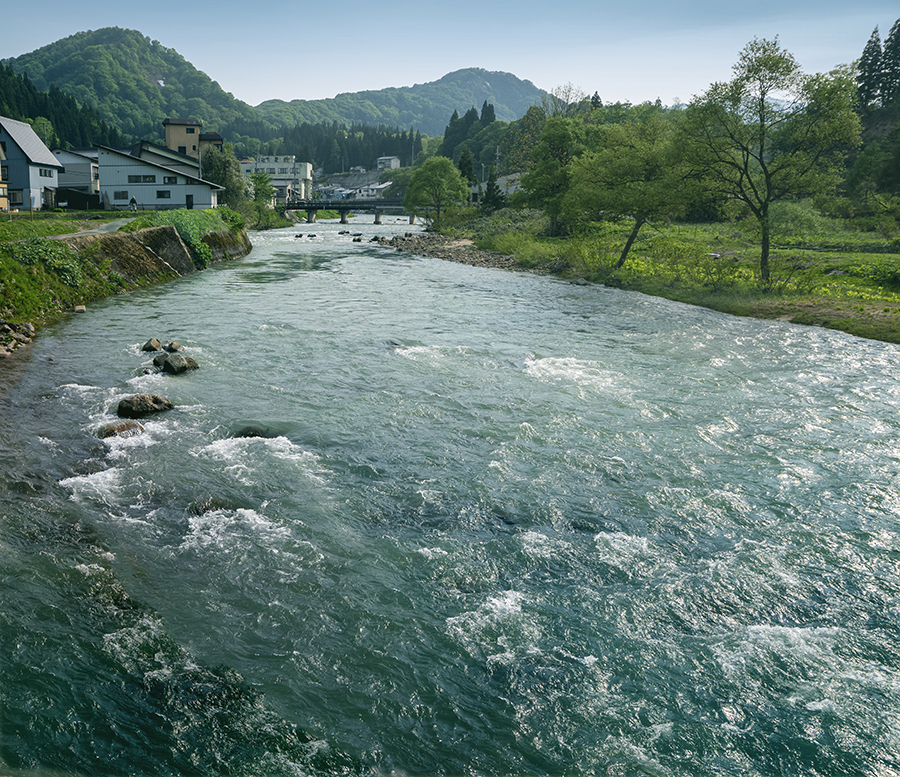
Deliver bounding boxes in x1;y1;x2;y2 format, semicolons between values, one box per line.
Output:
0;116;64;168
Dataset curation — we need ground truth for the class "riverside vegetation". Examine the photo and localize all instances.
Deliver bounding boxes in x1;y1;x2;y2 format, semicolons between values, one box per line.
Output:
0;208;249;326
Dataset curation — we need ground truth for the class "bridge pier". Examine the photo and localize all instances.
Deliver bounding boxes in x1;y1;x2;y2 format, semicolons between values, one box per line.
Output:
340;211;349;224
409;214;416;225
305;209;317;223
374;210;383;225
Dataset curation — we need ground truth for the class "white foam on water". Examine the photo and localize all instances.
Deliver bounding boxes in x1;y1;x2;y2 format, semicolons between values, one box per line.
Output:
59;467;123;505
180;507;290;552
521;530;571;559
194;435;327;486
417;546;449;560
524;356;621;397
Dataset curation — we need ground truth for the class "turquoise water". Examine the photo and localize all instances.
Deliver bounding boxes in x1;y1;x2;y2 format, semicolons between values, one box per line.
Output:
2;221;900;776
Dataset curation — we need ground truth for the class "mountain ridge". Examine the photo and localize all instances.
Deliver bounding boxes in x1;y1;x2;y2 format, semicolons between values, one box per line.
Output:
4;28;547;138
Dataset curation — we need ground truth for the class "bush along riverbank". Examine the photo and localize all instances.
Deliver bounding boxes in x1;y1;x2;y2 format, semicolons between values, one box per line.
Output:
0;208;251;354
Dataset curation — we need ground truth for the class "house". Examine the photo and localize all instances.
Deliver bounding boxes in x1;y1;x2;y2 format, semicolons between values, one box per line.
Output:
52;147;101;209
96;145;223;210
376;156;400;171
350;181;393;200
53;148;100;194
0;115;65;210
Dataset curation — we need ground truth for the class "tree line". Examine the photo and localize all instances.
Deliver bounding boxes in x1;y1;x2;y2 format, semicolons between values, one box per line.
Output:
407;32;900;286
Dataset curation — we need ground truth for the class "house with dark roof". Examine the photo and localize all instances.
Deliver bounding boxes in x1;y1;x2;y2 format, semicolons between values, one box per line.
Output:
97;145;223;211
0;115;65;210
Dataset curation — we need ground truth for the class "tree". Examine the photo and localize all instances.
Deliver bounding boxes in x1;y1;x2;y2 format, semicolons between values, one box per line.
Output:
480;101;496;126
481;164;506;214
201;143;246;210
563;116;688;268
519;116;585;235
457;145;477;185
403;156;469;230
857;27;883;110
683;38;861;282
882;19;900;107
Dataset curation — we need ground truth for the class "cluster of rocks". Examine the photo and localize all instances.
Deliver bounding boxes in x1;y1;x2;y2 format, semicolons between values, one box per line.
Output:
141;337;199;375
0;321;35;357
99;337;199;438
367;232;541;272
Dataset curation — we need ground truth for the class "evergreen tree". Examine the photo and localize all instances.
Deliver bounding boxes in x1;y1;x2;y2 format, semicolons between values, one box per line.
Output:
480;101;496;126
857;27;883;109
883;19;900;107
457;145;477;185
591;92;602;109
480;164;505;213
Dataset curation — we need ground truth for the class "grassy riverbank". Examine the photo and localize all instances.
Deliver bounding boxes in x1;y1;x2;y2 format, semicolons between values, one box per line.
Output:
0;208;247;324
456;206;900;344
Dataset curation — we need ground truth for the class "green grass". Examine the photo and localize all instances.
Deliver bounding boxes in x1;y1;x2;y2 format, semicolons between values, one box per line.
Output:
457;204;900;344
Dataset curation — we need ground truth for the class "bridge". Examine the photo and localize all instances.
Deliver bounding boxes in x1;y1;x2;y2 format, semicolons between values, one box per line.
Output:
284;198;413;225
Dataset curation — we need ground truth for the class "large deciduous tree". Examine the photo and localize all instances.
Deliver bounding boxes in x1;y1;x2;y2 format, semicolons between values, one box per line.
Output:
403;156;469;230
519;116;585;235
562;115;687;268
683;38;860;283
201;143;247;210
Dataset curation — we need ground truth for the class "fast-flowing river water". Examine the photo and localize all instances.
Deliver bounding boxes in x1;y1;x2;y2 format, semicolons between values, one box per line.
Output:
2;220;900;777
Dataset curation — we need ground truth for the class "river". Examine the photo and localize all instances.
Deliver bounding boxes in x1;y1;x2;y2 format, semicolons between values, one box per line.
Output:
2;219;900;776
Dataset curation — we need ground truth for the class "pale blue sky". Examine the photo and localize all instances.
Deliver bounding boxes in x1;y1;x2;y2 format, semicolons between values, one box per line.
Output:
4;1;898;108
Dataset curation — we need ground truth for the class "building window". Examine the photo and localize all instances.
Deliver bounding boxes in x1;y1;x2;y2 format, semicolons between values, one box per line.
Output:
1;167;7;182
186;127;195;134
39;168;54;178
266;168;275;174
0;185;7;197
178;146;187;154
114;191;128;200
279;168;288;174
163;176;177;184
156;190;171;199
128;175;156;184
10;191;23;206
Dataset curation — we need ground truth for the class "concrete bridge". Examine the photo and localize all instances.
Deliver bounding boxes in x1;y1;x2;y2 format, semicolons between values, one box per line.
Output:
285;198;414;225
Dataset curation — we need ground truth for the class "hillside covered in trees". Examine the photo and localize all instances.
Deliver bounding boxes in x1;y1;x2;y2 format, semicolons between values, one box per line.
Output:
3;29;546;141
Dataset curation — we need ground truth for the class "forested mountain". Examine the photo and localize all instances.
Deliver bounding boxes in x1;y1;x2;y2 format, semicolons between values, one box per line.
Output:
4;29;546;140
255;69;547;136
4;28;261;140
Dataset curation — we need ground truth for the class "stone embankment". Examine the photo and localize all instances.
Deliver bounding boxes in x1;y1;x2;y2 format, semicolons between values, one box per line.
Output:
1;321;36;358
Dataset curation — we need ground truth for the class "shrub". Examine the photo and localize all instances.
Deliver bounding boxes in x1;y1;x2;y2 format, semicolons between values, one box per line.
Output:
9;238;83;287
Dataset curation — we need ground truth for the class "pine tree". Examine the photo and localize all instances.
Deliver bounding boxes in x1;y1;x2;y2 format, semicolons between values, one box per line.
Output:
480;101;496;126
457;145;477;185
481;165;505;213
883;19;900;107
858;27;883;109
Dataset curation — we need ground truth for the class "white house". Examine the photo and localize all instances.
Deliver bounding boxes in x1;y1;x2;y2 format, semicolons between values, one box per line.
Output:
376;156;400;171
97;145;223;210
0;115;65;210
53;148;99;195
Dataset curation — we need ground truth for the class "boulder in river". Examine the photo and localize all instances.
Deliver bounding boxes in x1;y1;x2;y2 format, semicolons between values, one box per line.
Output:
98;420;145;438
117;394;174;418
142;338;162;352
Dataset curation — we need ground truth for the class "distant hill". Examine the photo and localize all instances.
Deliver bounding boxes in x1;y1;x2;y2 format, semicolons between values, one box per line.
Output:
4;29;546;139
4;28;260;140
254;68;548;136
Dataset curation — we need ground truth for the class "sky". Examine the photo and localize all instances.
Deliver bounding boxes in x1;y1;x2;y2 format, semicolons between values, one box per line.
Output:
4;1;899;108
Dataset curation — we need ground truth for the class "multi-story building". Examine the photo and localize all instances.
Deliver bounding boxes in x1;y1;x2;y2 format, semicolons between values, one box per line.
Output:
240;155;313;204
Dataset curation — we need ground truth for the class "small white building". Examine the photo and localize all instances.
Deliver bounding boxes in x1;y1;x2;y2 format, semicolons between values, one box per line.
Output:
53;148;100;195
97;145;222;210
0;115;65;210
376;156;400;171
